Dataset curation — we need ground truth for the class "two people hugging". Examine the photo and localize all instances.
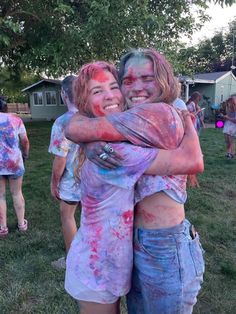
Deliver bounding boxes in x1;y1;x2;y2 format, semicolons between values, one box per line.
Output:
64;48;205;314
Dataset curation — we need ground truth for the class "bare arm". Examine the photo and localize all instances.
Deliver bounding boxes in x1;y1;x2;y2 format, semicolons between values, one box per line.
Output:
50;156;66;200
66;103;184;151
224;115;236;123
19;133;30;159
65;113;125;143
145;112;204;175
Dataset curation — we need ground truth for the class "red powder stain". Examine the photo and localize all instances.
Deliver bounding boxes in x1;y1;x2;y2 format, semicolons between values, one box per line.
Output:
90;254;99;262
94;269;101;277
53;139;61;147
7;160;18;171
127;67;135;77
100;130;121;141
95;226;103;238
122;210;133;224
112;230;122;240
90;240;99;254
93;70;109;83
93;103;105;117
141;209;156;223
123;68;136;85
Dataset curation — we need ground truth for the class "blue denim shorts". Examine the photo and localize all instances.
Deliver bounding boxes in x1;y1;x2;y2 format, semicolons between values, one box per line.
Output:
127;219;205;314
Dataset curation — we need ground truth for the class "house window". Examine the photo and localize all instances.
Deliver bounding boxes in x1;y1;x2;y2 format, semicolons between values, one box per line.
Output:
33;92;43;106
45;91;57;106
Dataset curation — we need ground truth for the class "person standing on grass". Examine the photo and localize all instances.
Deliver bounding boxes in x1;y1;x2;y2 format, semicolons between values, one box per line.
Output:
66;49;204;314
223;96;236;159
186;91;204;134
48;76;81;269
0;96;30;237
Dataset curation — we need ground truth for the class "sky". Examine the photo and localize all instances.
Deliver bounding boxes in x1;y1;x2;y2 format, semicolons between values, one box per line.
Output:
189;2;236;45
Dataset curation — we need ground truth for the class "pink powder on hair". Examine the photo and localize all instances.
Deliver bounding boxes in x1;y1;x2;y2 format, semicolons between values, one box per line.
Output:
92;70;109;83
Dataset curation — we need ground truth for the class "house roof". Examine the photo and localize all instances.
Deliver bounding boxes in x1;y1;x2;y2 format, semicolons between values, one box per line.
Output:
22;79;62;92
195;71;229;81
180;71;236;84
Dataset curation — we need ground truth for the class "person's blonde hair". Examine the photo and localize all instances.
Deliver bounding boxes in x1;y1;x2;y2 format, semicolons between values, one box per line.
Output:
118;48;179;104
73;61;119;117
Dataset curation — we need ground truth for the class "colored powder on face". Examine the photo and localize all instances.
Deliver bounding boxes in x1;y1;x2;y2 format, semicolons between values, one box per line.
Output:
93;103;105;117
92;70;109;83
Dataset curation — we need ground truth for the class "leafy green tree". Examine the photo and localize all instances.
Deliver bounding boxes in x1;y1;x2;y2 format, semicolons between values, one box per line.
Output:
1;0;234;75
0;67;41;102
177;19;236;75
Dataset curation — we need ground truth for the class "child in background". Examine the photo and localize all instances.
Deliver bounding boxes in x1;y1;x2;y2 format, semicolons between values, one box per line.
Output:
223;96;236;159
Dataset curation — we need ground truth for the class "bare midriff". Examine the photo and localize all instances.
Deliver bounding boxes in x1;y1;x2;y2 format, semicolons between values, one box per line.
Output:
135;191;185;229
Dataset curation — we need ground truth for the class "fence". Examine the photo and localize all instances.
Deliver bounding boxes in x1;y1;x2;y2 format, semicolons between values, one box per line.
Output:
7;103;31;114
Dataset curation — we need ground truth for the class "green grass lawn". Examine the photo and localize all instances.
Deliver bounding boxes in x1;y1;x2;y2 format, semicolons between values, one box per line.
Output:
0;122;236;314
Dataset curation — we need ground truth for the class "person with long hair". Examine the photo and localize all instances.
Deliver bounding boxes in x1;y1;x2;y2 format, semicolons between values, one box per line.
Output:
186;91;204;134
223;96;236;159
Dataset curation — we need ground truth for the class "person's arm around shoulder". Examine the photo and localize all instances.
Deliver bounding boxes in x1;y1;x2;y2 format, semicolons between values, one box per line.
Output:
65;113;125;143
145;111;204;176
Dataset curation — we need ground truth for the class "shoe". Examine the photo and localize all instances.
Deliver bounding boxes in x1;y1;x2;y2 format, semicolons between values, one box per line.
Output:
226;153;234;159
0;226;9;238
18;219;28;232
51;256;66;270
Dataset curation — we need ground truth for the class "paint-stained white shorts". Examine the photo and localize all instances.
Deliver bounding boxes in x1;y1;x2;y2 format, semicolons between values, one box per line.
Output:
65;275;118;304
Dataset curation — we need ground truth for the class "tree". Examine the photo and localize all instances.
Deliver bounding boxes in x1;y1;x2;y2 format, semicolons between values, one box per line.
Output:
1;0;235;77
177;19;236;75
0;67;41;102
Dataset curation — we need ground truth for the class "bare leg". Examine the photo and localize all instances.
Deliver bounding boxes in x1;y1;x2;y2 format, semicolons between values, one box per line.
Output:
224;134;231;154
0;177;7;227
9;176;25;226
79;299;120;314
60;201;78;253
229;135;235;155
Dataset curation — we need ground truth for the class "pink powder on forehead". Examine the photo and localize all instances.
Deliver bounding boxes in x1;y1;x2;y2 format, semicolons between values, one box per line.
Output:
92;70;110;82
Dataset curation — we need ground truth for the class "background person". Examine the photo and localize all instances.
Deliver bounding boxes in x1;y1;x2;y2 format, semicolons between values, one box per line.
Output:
186;91;203;134
48;76;81;269
0;96;30;237
172;83;187;111
222;96;236;159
